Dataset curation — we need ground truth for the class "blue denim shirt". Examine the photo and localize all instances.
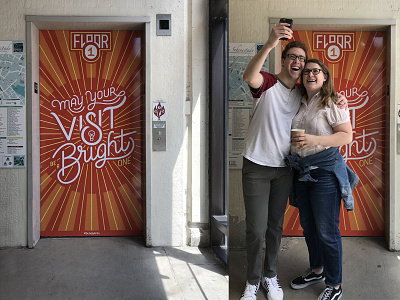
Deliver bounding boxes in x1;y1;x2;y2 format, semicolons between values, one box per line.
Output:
285;147;359;211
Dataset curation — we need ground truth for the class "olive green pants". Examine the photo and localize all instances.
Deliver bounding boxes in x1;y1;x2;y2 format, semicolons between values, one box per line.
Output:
242;157;293;284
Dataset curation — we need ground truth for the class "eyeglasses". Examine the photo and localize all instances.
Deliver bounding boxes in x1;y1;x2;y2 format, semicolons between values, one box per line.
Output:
286;53;306;62
303;68;323;76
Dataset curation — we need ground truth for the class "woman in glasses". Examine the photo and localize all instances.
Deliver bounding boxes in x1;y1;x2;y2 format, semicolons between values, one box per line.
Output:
287;59;358;300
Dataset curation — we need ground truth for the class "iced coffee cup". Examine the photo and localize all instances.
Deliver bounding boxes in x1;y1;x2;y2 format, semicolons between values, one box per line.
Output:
291;129;305;147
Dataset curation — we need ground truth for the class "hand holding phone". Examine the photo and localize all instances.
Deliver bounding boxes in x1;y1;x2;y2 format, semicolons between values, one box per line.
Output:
279;18;293;41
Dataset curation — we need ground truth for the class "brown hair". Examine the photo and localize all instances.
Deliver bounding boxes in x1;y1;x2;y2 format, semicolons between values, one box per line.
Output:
299;58;338;107
281;40;308;61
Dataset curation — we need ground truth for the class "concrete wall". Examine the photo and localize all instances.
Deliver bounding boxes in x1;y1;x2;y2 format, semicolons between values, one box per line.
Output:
0;0;209;248
229;0;400;250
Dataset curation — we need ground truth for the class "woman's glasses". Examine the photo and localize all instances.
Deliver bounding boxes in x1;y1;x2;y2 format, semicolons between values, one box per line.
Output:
302;68;322;76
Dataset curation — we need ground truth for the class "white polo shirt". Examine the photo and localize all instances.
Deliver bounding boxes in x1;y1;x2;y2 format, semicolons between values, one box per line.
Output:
242;72;302;167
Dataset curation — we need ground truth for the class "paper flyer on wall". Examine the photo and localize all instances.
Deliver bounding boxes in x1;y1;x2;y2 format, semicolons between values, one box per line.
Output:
228;101;252;169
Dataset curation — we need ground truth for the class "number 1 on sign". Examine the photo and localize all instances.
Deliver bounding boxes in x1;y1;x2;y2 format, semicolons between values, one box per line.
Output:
327;45;340;60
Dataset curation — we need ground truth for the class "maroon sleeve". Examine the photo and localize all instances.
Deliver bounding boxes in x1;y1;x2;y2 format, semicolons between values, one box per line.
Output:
248;71;277;98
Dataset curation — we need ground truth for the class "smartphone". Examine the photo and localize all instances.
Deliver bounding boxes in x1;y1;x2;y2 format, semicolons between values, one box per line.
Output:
279;18;293;41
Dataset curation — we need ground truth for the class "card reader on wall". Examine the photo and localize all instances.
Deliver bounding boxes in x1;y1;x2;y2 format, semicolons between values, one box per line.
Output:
156;14;171;36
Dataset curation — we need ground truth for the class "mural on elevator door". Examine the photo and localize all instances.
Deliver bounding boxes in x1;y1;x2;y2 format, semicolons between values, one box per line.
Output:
40;30;144;236
282;31;386;236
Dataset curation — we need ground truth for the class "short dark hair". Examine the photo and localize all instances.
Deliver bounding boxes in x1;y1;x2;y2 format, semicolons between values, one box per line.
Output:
281;40;308;61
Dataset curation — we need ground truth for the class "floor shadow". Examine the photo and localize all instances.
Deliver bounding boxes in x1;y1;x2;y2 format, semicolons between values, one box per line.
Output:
229;237;400;300
0;237;168;300
0;237;228;300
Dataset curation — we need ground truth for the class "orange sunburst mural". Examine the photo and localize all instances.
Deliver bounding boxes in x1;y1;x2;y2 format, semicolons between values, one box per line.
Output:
39;30;145;236
283;31;386;236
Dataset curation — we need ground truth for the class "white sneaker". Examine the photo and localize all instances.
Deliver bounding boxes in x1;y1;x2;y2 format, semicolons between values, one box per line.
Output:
262;276;283;300
239;281;260;300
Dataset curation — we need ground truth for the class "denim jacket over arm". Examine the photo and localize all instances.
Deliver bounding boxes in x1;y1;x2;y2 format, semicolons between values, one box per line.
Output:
285;147;359;211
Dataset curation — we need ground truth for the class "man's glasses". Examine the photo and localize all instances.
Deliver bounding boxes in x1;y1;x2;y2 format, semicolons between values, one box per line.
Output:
286;53;306;62
302;68;323;76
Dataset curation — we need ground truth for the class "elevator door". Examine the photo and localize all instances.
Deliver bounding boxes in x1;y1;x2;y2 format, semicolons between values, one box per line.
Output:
283;30;386;237
39;30;145;236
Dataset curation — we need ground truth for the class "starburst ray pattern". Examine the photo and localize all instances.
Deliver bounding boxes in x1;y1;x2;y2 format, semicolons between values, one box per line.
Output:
40;30;145;236
283;31;386;236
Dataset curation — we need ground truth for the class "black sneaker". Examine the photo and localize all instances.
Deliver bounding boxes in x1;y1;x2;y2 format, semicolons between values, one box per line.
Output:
290;268;325;289
317;285;342;300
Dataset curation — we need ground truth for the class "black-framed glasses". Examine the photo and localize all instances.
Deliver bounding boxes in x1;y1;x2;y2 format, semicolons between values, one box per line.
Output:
286;53;306;62
303;68;322;76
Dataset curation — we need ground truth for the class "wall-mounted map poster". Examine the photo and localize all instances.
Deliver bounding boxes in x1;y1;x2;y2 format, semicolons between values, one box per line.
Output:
0;41;26;168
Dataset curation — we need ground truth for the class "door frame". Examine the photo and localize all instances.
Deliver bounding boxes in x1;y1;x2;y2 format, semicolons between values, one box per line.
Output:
26;16;152;247
209;0;229;264
270;18;397;248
